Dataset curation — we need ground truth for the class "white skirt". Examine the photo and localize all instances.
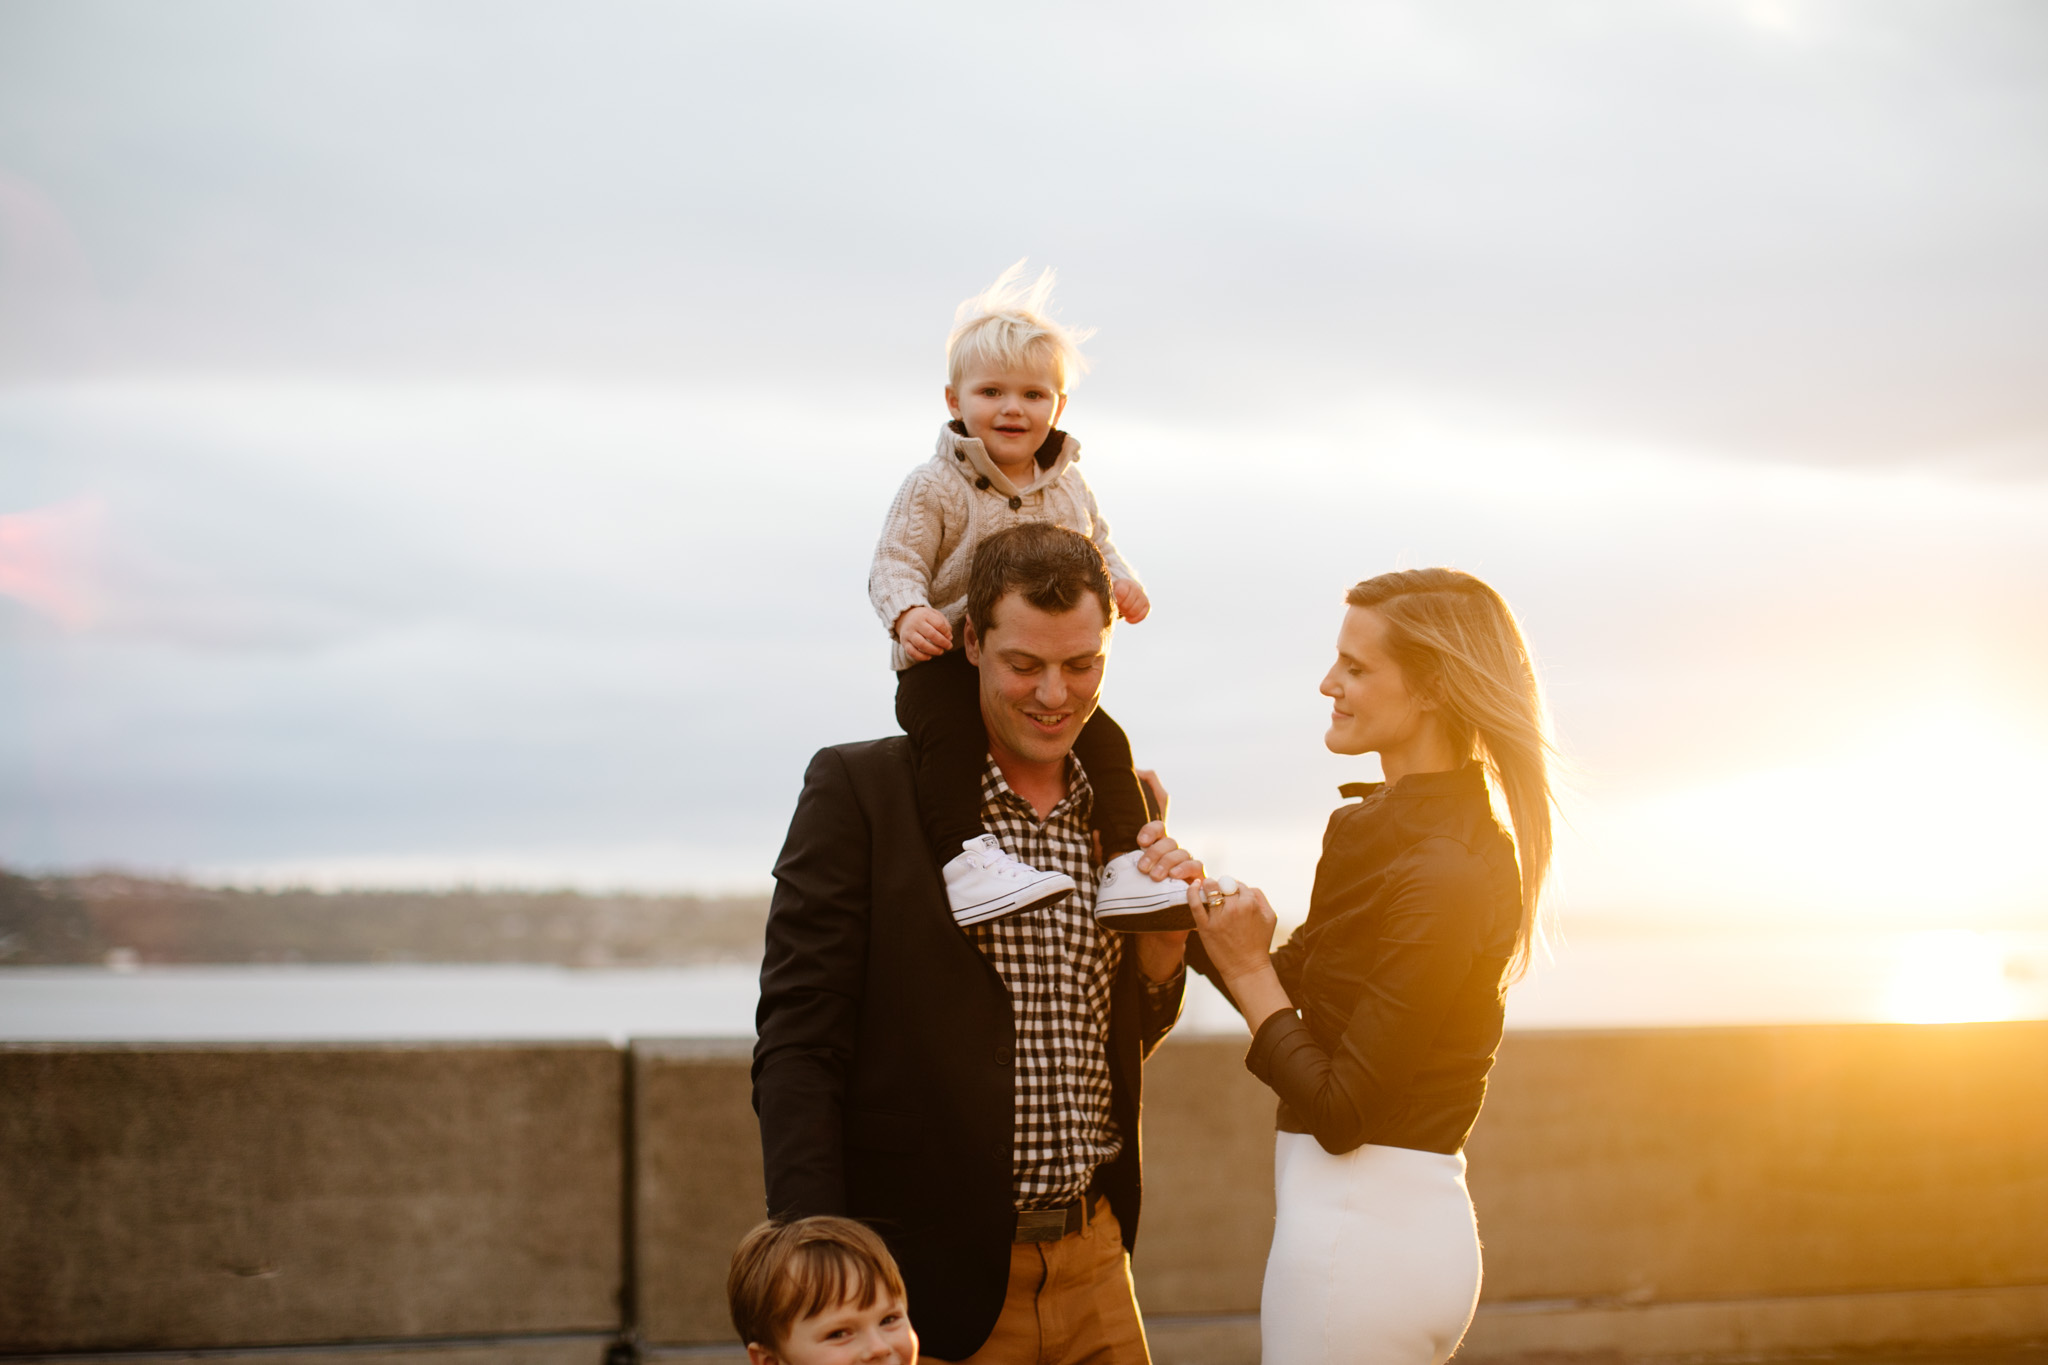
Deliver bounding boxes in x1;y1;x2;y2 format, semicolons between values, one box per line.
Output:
1260;1131;1482;1365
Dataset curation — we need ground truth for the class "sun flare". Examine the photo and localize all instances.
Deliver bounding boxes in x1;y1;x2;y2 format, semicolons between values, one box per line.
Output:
1881;931;2018;1025
1556;707;2048;930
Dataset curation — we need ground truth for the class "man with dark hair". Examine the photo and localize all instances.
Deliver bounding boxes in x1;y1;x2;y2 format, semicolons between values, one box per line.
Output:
754;523;1199;1365
961;518;1115;633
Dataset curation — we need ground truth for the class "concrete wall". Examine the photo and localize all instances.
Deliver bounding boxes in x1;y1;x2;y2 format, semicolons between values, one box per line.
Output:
631;1040;763;1346
1458;1021;2048;1359
1125;1035;1278;1316
0;1043;624;1355
5;1023;2046;1362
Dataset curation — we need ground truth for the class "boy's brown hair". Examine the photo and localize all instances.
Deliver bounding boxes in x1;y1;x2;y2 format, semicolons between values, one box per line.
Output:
727;1216;906;1350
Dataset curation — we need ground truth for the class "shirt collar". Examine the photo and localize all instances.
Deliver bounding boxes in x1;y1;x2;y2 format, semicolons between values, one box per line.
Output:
984;751;1094;825
1339;763;1488;802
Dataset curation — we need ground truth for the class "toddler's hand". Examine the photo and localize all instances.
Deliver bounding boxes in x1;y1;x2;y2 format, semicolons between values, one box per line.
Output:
895;605;954;662
1112;578;1150;624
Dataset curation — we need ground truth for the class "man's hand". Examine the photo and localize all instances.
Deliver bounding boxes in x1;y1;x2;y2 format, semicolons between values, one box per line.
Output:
1132;821;1201;883
894;605;954;661
1112;578;1150;625
1134;927;1191;984
1129;820;1200;983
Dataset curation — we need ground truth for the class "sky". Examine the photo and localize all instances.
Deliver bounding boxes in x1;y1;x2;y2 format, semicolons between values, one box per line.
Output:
2;0;2045;933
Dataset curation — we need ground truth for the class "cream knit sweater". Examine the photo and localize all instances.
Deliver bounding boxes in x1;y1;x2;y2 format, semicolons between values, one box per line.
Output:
869;422;1139;670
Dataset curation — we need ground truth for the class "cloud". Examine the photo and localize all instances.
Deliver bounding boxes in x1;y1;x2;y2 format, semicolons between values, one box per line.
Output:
0;497;103;630
0;1;2042;470
3;377;2043;930
2;4;2043;918
0;169;100;372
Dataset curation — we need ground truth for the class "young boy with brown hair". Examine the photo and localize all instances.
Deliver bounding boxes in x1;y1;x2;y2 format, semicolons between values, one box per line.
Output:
727;1216;919;1365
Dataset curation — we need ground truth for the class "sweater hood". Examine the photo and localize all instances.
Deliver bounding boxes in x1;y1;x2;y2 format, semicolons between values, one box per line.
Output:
936;420;1081;500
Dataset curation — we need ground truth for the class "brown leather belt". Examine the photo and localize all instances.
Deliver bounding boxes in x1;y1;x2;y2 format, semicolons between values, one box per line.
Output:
1014;1194;1095;1243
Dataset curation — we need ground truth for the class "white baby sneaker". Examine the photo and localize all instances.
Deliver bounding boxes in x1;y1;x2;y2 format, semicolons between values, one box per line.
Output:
944;834;1077;926
1093;848;1195;932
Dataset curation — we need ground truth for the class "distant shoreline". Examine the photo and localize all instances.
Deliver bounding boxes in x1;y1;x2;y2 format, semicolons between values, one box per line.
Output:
0;868;768;968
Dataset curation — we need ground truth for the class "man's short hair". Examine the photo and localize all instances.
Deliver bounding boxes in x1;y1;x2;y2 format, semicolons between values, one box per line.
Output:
965;523;1114;638
727;1216;906;1351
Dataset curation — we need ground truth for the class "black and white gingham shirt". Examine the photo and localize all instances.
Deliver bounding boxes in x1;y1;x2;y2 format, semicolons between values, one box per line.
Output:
969;755;1179;1210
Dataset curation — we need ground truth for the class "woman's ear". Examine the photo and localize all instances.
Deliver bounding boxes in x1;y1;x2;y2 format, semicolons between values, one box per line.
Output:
1410;664;1446;712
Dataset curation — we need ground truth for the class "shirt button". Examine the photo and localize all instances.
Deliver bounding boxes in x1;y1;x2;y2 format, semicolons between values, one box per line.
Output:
995;1045;1013;1066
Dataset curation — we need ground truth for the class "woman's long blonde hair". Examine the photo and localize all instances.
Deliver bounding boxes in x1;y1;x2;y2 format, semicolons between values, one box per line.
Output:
1346;568;1558;980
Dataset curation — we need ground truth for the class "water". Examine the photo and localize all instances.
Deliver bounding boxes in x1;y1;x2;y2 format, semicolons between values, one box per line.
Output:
1507;930;2048;1029
3;932;2044;1043
0;962;762;1044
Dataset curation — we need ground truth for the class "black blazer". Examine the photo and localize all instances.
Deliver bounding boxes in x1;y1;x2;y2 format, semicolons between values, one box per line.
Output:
753;737;1183;1361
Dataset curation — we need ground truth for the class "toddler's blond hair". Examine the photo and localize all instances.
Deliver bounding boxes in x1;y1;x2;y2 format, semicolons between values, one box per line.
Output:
946;260;1094;394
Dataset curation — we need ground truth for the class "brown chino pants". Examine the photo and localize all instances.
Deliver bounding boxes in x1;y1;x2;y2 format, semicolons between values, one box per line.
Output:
929;1197;1152;1365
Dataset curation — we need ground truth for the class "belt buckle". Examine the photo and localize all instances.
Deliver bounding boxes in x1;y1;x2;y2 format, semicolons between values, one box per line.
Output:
1014;1204;1075;1243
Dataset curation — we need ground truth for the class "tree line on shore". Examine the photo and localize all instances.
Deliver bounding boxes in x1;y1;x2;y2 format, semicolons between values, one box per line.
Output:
0;868;769;967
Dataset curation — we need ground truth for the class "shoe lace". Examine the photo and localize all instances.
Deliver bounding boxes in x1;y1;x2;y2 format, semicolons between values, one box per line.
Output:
969;838;1016;875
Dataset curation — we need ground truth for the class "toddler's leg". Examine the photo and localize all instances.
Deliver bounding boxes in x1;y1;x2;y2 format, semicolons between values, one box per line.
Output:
1073;706;1150;857
896;651;993;866
1074;708;1189;932
900;650;1079;926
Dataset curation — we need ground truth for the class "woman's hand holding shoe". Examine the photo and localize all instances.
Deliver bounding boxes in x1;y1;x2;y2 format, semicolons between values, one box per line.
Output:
1188;878;1297;1034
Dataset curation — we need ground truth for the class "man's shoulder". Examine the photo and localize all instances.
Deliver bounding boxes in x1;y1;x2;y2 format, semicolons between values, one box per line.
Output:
805;735;915;792
817;734;912;766
795;737;929;863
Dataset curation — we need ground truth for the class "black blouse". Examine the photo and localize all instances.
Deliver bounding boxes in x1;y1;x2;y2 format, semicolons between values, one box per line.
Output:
1241;764;1522;1156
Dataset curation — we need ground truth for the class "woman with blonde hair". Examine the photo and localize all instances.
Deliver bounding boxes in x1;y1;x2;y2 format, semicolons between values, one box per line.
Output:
1188;567;1557;1365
